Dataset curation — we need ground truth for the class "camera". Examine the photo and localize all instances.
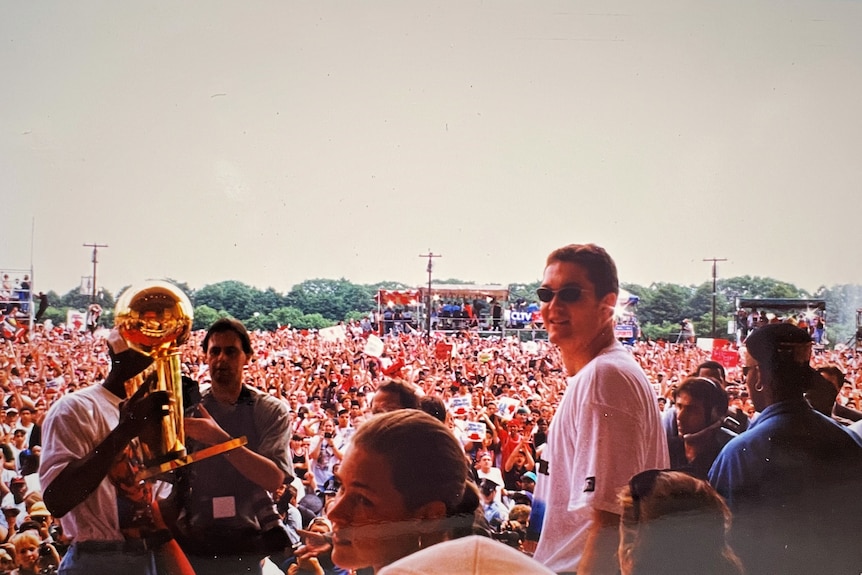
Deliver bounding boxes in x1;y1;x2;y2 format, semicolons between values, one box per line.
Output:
324;432;333;439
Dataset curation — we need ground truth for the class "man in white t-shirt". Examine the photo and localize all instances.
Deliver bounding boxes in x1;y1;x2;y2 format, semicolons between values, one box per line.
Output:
525;244;669;575
40;329;192;575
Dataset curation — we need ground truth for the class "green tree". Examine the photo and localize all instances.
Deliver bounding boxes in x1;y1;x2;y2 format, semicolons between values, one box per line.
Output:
192;305;223;331
816;284;862;345
284;279;374;322
299;313;333;330
194;281;259;320
508;281;541;304
720;276;808;301
637;283;693;327
271;307;307;329
367;281;413;291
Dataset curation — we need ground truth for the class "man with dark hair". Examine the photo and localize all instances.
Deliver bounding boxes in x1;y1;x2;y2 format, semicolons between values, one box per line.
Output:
174;317;292;574
370;379;419;414
663;359;749;438
667;377;736;479
709;323;862;575
698;361;746;432
526;244;668;574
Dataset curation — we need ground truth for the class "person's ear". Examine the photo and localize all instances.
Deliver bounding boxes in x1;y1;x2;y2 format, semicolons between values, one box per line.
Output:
600;292;618;319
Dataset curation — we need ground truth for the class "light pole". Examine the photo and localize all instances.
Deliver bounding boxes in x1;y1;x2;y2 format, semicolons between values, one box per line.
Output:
703;257;727;337
419;251;441;343
83;242;108;303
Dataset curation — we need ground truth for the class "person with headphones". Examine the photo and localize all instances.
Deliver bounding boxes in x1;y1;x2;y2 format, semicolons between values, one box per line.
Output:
667;377;737;480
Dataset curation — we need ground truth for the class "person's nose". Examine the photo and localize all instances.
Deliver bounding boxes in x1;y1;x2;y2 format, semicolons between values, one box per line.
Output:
327;493;348;524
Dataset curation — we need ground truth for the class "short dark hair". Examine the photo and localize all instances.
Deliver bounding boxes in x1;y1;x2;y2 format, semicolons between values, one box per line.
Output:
419;395;447;423
376;379;420;410
696;361;727;383
202;318;252;355
545;244;619;299
675;377;728;425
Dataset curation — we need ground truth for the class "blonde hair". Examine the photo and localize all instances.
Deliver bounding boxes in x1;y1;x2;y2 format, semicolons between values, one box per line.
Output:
11;530;40;554
619;471;743;575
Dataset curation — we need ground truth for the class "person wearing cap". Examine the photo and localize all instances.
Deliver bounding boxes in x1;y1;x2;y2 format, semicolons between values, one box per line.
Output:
520;471;537;494
174;318;293;574
0;546;13;575
24;501;53;545
39;328;193;575
527;244;668;575
708;323;862;575
478;478;508;531
473;451;504;503
0;476;28;537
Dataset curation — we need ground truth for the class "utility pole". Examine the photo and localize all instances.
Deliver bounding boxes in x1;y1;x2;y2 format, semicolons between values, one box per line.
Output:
83;242;108;303
703;257;727;337
419;251;442;343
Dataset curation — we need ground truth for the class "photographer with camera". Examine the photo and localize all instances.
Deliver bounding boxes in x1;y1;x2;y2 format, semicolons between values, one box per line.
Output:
173;318;293;575
11;525;60;575
308;418;344;490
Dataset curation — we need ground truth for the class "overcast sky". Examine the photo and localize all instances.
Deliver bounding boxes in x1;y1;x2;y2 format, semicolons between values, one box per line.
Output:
2;1;860;296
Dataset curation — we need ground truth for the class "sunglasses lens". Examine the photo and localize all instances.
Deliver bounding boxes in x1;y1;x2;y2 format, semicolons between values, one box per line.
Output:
629;469;664;522
536;287;582;303
536;288;554;303
559;287;583;302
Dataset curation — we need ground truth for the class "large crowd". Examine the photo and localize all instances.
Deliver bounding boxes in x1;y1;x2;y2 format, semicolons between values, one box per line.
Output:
5;319;859;428
1;302;861;574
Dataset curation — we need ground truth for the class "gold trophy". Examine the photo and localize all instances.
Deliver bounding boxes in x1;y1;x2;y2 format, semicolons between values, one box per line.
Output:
115;280;246;480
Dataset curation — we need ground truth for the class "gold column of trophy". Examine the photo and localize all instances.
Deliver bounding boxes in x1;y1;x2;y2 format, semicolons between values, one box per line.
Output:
114;280;246;481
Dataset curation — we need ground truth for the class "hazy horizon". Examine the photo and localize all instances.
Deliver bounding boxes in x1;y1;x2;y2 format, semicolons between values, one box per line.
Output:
3;1;860;296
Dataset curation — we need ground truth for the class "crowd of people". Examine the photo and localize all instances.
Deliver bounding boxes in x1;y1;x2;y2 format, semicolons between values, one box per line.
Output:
0;245;860;574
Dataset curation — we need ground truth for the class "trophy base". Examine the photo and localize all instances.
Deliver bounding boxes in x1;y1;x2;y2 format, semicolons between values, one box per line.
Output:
136;436;248;481
145;448;188;468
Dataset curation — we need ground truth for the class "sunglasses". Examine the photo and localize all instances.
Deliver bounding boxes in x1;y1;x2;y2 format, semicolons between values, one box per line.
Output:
742;365;759;378
628;468;666;523
536;286;584;304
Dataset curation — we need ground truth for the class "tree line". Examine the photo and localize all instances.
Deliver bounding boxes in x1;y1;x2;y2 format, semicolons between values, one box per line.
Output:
39;276;862;345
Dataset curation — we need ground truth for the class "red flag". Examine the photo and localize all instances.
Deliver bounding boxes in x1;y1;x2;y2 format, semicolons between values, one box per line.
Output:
382;357;405;377
435;341;453;361
711;340;739;368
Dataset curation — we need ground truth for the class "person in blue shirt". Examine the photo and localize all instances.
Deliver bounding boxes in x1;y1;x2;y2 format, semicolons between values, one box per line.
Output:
708;323;862;575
